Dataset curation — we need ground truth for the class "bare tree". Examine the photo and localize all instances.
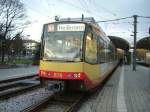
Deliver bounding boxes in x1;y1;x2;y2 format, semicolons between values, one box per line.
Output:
11;32;25;56
0;0;26;64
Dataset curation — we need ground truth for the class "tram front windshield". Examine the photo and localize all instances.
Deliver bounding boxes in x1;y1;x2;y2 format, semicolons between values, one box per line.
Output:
43;31;84;62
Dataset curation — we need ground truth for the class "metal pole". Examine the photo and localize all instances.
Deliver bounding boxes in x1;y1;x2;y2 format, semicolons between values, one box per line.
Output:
133;15;137;71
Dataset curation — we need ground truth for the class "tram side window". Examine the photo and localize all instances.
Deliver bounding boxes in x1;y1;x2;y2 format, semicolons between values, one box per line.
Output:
108;43;115;61
99;40;110;63
104;42;110;62
107;43;112;61
99;37;105;63
85;33;98;64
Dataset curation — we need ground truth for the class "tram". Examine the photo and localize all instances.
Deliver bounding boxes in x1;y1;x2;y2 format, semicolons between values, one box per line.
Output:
39;17;119;91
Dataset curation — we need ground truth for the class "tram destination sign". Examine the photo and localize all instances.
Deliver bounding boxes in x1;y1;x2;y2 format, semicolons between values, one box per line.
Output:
57;24;85;31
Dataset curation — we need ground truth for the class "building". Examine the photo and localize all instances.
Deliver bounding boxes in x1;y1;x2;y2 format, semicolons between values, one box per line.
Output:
23;40;39;57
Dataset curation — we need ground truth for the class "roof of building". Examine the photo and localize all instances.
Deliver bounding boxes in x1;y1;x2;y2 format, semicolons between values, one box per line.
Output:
136;36;150;49
108;36;130;51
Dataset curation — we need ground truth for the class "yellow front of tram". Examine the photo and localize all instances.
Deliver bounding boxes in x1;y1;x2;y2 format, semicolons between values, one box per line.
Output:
39;22;102;91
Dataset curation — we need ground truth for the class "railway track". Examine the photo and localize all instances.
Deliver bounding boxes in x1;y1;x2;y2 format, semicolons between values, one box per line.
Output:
21;64;119;112
0;74;39;84
21;92;85;112
0;74;40;99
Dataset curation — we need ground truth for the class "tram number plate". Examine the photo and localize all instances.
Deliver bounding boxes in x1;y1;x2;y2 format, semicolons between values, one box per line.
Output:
54;72;63;78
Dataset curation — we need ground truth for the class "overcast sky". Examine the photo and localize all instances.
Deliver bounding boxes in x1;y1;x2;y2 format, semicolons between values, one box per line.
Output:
22;0;150;44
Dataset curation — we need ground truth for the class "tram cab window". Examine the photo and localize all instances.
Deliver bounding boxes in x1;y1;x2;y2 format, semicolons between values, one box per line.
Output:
85;33;98;64
43;31;83;62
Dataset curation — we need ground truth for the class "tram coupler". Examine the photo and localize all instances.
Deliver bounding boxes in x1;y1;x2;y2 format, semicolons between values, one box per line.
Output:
47;81;64;92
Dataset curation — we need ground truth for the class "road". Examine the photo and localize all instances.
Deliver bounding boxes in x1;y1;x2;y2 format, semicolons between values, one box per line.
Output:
0;65;39;81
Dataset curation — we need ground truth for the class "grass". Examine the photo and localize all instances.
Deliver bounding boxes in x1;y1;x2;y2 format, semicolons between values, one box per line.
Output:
14;59;33;64
5;58;34;65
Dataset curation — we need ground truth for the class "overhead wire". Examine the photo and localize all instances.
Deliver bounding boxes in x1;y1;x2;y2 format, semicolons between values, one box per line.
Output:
138;16;150;18
97;16;132;23
78;0;114;19
40;0;50;15
57;0;107;19
79;0;96;14
25;4;46;17
97;16;133;38
24;0;149;39
88;0;117;17
84;0;111;19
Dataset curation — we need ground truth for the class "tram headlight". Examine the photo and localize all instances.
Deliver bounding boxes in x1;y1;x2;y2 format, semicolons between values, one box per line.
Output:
73;73;81;78
73;74;78;78
78;73;80;77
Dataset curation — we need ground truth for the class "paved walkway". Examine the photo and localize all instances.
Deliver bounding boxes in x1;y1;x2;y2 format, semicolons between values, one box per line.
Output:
0;65;39;81
95;65;150;112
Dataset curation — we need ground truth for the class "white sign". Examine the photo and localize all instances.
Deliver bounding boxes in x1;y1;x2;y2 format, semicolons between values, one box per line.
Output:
57;24;85;31
48;24;54;32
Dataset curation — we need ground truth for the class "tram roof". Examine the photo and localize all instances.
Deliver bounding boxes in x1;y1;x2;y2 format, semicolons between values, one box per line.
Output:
59;17;96;23
136;36;150;50
108;36;130;51
51;17;99;26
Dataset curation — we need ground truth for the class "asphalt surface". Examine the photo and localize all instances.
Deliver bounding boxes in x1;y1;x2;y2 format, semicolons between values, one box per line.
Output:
95;65;150;112
0;65;39;81
78;65;150;112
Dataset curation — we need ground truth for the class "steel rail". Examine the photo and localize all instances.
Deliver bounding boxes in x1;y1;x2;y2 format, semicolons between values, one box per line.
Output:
64;94;85;112
21;92;85;112
21;62;120;112
0;83;40;100
21;94;56;112
0;74;38;84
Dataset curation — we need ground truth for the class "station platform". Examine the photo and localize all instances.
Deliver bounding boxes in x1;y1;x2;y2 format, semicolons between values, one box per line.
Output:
95;65;150;112
0;65;39;81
